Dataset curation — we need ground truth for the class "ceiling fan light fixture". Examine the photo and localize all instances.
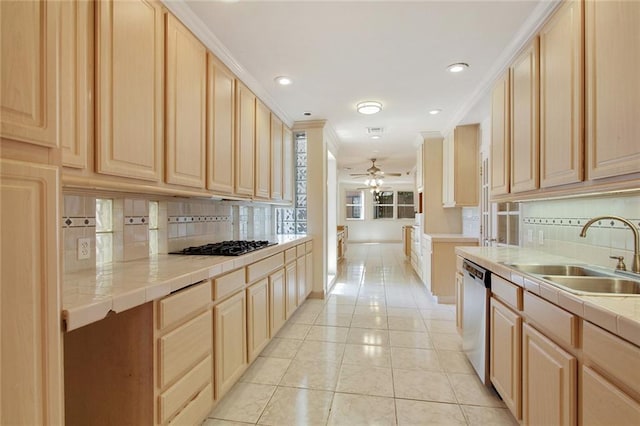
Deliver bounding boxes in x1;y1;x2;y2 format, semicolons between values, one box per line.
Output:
357;101;382;115
429;109;442;115
447;63;469;73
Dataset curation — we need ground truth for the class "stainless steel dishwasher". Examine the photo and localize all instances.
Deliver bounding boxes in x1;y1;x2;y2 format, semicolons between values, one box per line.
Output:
462;259;491;385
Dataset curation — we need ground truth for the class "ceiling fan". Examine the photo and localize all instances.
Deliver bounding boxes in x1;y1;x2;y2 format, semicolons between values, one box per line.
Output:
349;158;402;178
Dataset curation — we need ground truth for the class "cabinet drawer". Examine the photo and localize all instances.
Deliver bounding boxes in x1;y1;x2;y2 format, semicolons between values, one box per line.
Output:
492;275;523;311
213;268;245;301
285;247;296;264
158;310;212;388
247;253;284;282
524;292;578;348
167;383;213;426
305;241;313;252
159;355;212;423
158;281;211;330
583;321;640;397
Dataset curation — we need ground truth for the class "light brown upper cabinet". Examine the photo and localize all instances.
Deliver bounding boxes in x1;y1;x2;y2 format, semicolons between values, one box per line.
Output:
585;0;640;179
254;99;271;199
282;126;294;203
491;72;511;196
60;0;92;169
510;39;540;194
235;81;255;197
539;0;584;188
443;124;479;207
0;0;60;148
96;0;164;181
207;54;236;195
165;14;206;188
271;115;284;201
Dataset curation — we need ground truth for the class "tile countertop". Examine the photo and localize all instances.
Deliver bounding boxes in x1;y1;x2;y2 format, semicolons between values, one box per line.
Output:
424;233;479;243
63;234;311;332
456;246;640;347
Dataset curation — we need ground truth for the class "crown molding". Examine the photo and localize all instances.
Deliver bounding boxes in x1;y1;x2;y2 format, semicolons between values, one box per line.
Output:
420;131;443;140
443;0;563;135
161;0;294;128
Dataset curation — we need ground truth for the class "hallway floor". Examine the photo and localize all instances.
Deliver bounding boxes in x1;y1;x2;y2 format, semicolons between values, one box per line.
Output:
204;243;516;425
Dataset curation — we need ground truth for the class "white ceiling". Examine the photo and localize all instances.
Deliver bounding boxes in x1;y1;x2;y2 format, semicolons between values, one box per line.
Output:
167;0;558;185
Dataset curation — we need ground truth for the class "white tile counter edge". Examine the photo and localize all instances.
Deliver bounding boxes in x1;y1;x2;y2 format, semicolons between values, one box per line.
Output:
456;246;640;347
63;235;312;331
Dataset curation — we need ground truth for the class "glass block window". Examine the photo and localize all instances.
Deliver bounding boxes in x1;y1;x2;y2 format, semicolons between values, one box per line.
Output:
276;132;307;234
345;190;363;220
95;199;113;264
373;191;394;219
397;191;415;219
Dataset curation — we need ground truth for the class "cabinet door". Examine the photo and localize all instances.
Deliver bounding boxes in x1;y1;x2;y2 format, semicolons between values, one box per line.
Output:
582;365;640;426
207;54;235;194
285;262;297;319
282;126;294;203
165;14;206;188
0;1;60;147
539;0;583;188
235;81;255;196
305;252;313;299
453;124;479;206
585;0;640;179
522;323;576;426
510;39;540;193
490;298;522;420
61;0;92;169
442;133;454;207
254;99;271;199
247;279;270;362
455;272;463;335
490;72;510;196
269;269;287;336
297;255;307;305
96;0;163;181
214;291;247;399
271;115;283;200
0;159;63;425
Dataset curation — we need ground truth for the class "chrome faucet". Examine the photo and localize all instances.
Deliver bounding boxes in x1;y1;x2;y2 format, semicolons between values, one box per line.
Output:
579;215;640;274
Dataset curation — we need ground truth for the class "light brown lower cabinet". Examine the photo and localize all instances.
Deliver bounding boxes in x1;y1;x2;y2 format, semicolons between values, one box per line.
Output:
269;268;287;336
489;297;522;420
582;365;640;426
285;261;297;319
305;251;313;299
247;278;270;362
214;290;247;399
522;322;576;426
297;254;307;304
455;271;464;334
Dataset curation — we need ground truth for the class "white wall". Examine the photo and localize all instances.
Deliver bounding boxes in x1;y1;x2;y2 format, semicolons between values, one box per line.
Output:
339;183;416;243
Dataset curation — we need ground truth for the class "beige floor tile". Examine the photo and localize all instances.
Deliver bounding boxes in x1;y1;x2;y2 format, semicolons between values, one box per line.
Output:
354;304;386;315
350;313;388;329
388;315;427;331
395;399;466;425
342;343;391;367
279;358;341;391
386;307;422;318
305;325;349;343
389;330;433;349
430;332;463;352
257;387;333;426
294;340;345;363
288;310;320;325
327;294;358;305
314;312;353;327
327;393;396;426
336;363;394;397
276;323;311;340
425;319;458;334
321;304;356;315
437;351;475;374
461;405;519;425
239;357;291;385
420;308;456;321
347;328;390;346
390;347;443;371
448;373;506;407
208;382;276;423
260;337;302;359
392;369;457;403
202;419;254;426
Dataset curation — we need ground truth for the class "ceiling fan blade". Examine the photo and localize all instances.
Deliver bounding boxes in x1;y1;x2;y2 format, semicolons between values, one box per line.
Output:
385;173;403;176
349;173;369;176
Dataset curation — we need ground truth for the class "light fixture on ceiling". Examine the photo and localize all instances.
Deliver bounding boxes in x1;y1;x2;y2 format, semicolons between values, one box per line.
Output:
429;109;442;115
447;63;469;73
357;101;382;115
274;76;292;86
371;135;381;140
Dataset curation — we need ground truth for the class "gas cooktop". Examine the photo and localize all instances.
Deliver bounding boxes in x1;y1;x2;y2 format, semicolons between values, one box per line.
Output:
169;240;277;256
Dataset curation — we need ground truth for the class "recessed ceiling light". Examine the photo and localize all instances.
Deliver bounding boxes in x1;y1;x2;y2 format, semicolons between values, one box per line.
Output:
429;109;442;115
274;76;292;86
371;135;381;140
357;101;382;115
447;63;469;73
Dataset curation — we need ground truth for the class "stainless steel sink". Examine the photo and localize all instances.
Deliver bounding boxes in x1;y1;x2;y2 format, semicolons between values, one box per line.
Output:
506;264;609;277
541;276;640;295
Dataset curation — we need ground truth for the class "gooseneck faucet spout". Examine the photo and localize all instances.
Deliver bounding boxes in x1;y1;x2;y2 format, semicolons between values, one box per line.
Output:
579;215;640;274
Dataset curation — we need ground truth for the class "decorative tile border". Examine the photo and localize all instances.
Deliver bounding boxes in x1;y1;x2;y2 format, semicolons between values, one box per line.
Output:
522;216;640;229
167;215;232;223
125;216;149;225
62;217;96;228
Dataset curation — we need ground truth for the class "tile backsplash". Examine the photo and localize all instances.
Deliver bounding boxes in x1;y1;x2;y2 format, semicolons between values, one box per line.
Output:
520;193;640;269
